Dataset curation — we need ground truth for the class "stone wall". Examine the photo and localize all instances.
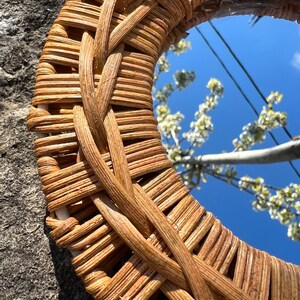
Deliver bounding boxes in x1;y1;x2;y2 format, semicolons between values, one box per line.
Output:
0;1;91;299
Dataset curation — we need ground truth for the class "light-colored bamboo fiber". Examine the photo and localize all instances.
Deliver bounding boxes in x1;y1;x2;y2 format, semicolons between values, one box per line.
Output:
28;0;300;299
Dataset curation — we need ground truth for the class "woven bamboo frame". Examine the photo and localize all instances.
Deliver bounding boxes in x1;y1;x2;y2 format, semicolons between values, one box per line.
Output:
28;0;300;299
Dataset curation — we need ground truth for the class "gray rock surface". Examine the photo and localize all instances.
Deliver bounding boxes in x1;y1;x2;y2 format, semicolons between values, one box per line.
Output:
0;1;91;299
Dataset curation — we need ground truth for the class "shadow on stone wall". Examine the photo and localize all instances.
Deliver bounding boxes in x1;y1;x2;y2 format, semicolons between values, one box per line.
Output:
0;1;91;298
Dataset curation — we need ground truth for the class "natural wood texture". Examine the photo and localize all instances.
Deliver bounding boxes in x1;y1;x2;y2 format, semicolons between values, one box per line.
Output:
29;0;300;299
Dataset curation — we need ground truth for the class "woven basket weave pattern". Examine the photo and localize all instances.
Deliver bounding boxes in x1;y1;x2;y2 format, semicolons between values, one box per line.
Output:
28;0;300;299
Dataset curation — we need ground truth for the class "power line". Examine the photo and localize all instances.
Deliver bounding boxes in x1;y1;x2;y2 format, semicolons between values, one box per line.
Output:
208;20;294;140
195;26;300;178
195;26;260;117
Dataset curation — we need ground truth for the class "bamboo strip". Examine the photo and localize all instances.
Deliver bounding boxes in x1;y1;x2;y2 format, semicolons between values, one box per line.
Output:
97;197;195;298
133;184;214;299
56;214;104;247
43;143;168;197
120;199;204;299
290;263;300;300
218;234;240;276
93;0;117;72
156;0;186;21
204;227;228;266
241;246;255;294
42;138;163;187
258;252;271;300
233;241;249;289
91;192;250;300
46;153;171;212
197;219;222;258
79;31;108;151
108;0;158;54
74;233;125;277
71;202;99;222
57;2;162;56
270;256;281;299
160;280;194;300
73;105;152;235
212;230;233;272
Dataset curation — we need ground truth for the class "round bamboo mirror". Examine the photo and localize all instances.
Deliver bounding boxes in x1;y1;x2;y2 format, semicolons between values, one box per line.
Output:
28;0;300;299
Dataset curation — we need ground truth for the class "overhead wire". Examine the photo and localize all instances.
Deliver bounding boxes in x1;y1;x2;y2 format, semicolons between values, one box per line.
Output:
195;25;300;178
195;26;261;118
208;20;294;140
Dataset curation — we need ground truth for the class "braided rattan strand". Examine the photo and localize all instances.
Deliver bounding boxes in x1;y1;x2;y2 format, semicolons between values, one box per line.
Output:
74;104;212;298
28;0;300;299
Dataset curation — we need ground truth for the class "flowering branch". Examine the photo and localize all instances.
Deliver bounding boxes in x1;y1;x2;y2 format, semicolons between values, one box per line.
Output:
177;139;300;166
154;39;300;241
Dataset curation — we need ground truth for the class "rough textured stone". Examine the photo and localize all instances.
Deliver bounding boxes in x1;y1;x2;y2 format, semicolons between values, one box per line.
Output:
0;1;91;299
